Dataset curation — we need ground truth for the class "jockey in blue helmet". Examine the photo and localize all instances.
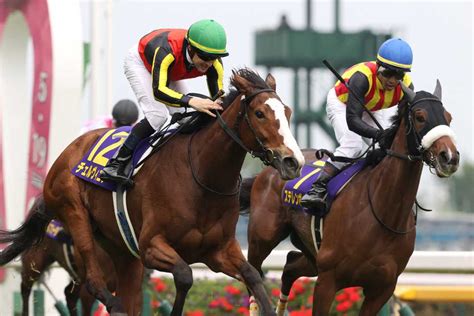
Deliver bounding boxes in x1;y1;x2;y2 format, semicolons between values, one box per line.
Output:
301;38;414;210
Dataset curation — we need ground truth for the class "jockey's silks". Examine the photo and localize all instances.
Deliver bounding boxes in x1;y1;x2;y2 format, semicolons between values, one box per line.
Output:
138;29;224;107
334;61;412;111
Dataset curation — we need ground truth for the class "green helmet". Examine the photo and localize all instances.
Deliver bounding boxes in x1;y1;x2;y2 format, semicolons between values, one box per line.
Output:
187;19;229;58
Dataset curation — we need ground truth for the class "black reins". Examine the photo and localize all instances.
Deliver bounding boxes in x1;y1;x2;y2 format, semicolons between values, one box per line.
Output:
188;88;277;196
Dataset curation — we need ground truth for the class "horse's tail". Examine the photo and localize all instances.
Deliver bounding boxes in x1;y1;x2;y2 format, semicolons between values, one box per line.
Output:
239;177;256;215
0;195;51;265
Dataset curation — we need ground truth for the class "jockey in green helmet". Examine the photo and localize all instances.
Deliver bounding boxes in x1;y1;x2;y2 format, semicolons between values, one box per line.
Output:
101;19;229;185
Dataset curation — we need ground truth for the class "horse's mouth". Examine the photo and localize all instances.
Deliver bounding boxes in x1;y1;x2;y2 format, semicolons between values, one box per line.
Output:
273;155;302;180
434;158;459;178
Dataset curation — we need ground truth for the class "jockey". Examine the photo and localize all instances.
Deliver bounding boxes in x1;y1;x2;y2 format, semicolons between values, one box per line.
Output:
101;19;229;184
80;99;139;134
301;38;414;210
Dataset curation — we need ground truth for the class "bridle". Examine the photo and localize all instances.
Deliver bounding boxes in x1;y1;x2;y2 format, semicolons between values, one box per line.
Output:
369;94;448;234
385;96;445;168
216;88;277;166
188;87;278;196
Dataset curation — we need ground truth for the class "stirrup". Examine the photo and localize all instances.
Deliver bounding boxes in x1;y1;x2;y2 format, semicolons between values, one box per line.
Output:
100;171;134;188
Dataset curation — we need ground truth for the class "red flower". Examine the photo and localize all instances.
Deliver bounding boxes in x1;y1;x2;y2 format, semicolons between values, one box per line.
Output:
151;277;167;292
151;299;160;308
186;310;205;316
219;297;234;311
209;299;220;308
288;290;296;301
271;288;280;297
292;280;305;294
335;291;349;302
237;306;250;315
336;301;353;312
225;285;242;295
289;309;312;316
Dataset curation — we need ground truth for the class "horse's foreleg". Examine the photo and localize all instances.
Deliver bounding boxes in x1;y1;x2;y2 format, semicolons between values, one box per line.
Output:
58;204;124;315
208;239;276;316
143;235;193;316
312;271;337;316
276;251;317;316
359;285;396;316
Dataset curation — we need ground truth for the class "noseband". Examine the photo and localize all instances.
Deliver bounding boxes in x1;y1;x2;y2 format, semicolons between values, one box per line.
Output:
215;88;277;166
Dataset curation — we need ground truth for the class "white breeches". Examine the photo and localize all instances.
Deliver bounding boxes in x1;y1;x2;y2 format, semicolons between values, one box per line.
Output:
326;88;397;168
123;44;188;130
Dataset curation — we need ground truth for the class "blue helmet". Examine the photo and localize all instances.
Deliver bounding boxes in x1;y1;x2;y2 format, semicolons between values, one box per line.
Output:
376;38;413;72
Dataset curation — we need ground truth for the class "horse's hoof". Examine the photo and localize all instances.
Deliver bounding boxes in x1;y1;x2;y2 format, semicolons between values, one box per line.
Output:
110;313;128;316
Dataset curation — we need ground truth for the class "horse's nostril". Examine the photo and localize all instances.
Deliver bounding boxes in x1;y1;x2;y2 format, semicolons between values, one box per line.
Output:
282;156;298;171
439;151;449;164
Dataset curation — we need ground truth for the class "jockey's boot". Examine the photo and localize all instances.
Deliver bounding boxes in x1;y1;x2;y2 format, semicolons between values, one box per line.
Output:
100;144;133;184
101;118;155;185
300;162;340;210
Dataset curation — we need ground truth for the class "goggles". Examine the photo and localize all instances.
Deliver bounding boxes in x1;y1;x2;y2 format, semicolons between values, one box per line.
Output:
196;52;218;62
379;67;405;80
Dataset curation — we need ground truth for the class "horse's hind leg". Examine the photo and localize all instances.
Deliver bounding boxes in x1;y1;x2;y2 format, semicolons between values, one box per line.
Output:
276;251;317;316
359;285;396;316
143;236;193;316
112;256;144;315
20;246;55;316
52;201;124;315
64;280;81;316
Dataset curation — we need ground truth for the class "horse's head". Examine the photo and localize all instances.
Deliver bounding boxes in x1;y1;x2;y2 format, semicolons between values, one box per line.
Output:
228;69;304;180
401;80;459;177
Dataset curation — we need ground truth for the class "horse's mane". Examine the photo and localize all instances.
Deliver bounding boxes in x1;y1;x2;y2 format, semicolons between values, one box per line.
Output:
177;68;270;133
221;68;272;109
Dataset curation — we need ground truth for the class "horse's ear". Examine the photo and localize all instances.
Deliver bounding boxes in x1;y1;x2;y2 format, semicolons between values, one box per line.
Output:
265;73;276;91
400;81;416;103
433;79;442;101
232;71;253;95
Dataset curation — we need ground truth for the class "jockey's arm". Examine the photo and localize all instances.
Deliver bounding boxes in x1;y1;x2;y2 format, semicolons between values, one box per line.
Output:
346;72;380;139
206;58;225;97
151;48;191;107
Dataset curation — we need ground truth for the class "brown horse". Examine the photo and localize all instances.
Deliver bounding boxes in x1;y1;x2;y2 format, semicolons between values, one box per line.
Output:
0;69;304;315
20;196;117;316
240;81;459;315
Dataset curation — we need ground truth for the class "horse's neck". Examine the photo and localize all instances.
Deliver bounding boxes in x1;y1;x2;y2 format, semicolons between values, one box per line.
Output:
192;99;248;191
372;119;423;226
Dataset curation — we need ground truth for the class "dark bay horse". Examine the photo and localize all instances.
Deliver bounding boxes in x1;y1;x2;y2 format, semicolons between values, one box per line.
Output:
0;69;304;315
20;196;116;316
240;81;459;315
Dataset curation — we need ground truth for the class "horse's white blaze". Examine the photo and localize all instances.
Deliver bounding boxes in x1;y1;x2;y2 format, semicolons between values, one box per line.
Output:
266;98;305;165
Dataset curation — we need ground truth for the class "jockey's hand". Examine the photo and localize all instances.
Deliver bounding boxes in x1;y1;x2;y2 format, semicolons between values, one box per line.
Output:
188;97;223;117
374;128;391;149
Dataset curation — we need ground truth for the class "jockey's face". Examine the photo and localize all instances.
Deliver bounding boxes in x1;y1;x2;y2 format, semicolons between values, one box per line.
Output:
377;66;406;91
191;52;215;73
378;71;400;91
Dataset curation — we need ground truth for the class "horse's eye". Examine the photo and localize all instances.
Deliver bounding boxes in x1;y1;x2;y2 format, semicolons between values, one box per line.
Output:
415;114;426;123
255;110;265;119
